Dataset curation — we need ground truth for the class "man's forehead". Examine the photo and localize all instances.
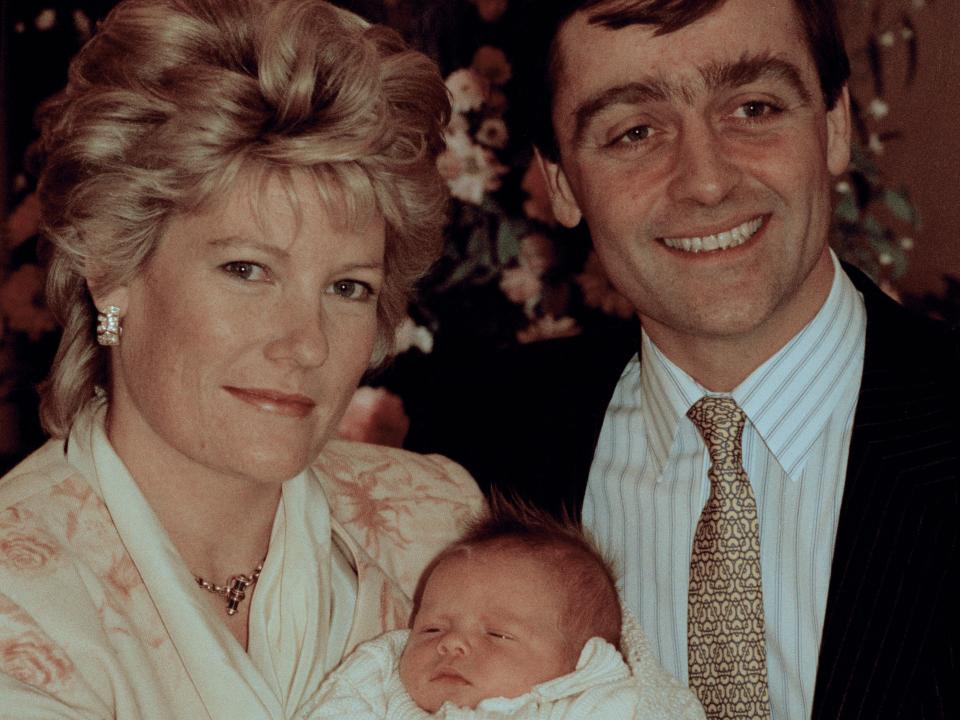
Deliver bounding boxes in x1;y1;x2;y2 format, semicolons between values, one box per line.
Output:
552;0;812;93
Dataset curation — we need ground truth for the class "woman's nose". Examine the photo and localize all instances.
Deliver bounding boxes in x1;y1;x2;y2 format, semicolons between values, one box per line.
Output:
437;631;468;657
264;309;329;368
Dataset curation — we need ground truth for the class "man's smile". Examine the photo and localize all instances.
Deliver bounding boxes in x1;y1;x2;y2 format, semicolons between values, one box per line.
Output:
660;216;765;253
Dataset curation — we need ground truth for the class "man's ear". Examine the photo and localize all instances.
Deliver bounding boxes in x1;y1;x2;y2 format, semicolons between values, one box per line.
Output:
826;85;852;176
535;148;583;229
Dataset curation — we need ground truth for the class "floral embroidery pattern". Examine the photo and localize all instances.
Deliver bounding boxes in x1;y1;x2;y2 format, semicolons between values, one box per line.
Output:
0;596;75;692
0;507;61;573
104;553;142;599
316;441;483;595
0;530;60;572
1;472;171;667
326;463;416;557
0;628;74;691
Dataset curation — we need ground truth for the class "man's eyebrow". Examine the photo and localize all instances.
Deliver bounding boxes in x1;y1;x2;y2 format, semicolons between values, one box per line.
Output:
573;80;671;145
570;54;812;145
701;55;812;103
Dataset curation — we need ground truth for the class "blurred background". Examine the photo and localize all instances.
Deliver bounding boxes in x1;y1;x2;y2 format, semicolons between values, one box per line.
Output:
2;0;959;472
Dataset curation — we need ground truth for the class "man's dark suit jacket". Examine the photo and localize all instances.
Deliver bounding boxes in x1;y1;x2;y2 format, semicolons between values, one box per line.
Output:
404;266;958;719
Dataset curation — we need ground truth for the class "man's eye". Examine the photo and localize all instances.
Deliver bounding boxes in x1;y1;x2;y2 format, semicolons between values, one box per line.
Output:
329;280;373;301
612;125;652;145
733;101;781;120
222;261;268;281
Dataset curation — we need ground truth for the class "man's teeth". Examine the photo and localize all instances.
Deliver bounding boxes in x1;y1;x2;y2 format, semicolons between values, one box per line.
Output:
662;217;764;252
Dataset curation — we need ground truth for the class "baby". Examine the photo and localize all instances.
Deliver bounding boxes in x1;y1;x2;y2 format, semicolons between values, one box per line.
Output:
301;503;703;719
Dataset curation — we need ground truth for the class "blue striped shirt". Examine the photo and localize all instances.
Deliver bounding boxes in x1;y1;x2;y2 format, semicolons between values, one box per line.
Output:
584;253;866;720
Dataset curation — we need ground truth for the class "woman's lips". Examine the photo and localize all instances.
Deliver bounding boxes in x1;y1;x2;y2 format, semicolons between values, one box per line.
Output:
224;387;316;418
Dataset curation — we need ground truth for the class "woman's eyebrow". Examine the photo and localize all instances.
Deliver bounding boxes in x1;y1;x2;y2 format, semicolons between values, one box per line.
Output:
206;236;290;260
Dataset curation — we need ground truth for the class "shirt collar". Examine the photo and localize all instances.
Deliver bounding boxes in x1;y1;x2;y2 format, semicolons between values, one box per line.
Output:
638;251;865;481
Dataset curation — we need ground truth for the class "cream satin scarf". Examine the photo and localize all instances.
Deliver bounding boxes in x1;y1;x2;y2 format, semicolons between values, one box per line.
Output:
72;406;341;720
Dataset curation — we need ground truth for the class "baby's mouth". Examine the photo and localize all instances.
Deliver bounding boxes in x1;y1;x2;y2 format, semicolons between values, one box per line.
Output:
660;216;764;253
431;668;471;685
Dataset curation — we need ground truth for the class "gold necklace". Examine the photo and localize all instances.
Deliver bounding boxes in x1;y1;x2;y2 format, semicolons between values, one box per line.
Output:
195;559;265;616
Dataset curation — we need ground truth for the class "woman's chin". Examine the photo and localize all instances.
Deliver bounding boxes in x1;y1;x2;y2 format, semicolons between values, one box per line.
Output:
209;433;328;485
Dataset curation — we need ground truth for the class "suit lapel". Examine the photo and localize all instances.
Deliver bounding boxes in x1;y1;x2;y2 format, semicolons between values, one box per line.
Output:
811;268;959;718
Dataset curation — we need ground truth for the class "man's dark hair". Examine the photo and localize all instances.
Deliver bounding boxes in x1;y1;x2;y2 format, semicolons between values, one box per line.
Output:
514;0;851;161
409;495;622;652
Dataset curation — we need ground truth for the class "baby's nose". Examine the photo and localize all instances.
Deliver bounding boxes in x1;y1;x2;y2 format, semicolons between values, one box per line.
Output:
437;632;468;656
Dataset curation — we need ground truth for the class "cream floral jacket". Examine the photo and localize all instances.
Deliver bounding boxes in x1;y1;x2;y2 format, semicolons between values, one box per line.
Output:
0;405;483;719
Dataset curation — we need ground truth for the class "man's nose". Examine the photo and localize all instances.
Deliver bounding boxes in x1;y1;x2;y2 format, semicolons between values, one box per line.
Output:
667;122;741;207
437;631;468;657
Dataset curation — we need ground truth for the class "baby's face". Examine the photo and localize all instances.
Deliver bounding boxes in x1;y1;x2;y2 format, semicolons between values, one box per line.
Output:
399;550;577;712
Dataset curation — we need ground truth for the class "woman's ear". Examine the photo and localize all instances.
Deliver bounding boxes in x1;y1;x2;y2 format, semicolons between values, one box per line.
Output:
535;149;583;229
86;278;129;317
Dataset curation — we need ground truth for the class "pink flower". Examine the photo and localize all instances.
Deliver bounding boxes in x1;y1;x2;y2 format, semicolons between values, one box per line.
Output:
445;69;487;114
471;0;508;23
471;46;512;86
576;252;636;319
336;387;410;448
0;264;57;341
517;315;580;344
442;135;507;205
394;317;433;354
486;88;508;115
0;630;74;691
476;118;509;149
500;265;542;305
445;113;470;136
518;233;555;277
436;147;466;181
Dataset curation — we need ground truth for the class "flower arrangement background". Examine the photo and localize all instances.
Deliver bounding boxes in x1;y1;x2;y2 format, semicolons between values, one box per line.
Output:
1;0;957;470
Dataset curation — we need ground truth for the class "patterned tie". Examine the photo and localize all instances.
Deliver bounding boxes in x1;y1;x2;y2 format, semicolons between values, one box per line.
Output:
686;396;771;720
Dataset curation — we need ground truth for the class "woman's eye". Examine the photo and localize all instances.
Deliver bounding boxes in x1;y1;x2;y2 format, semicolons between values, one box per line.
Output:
329;279;373;301
733;101;781;120
222;261;268;282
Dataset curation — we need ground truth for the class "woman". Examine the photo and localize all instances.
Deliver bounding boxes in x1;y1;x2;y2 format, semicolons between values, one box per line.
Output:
0;0;481;716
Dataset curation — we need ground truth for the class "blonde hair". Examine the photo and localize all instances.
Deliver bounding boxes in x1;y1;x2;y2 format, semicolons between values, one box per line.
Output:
38;0;450;437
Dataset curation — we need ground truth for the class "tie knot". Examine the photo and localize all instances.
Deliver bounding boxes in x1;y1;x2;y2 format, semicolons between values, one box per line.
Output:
686;396;746;466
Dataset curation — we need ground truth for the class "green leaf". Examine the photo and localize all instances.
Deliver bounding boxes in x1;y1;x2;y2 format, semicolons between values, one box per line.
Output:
862;213;884;239
466;226;495;268
835;194;859;223
883;188;916;224
496;218;525;263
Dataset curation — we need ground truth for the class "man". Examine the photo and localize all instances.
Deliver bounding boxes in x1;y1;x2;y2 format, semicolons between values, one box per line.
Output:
405;1;958;718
